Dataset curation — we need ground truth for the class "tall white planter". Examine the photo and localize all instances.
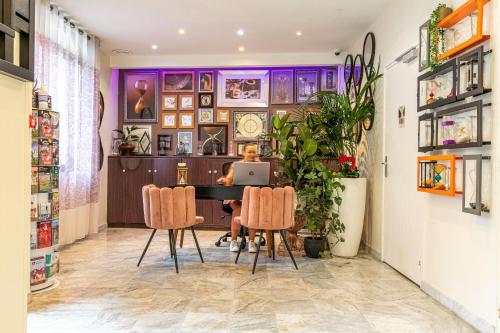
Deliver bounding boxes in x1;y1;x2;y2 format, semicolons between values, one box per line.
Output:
329;177;367;257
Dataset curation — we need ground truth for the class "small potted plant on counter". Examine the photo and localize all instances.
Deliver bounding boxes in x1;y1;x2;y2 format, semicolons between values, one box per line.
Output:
112;125;140;156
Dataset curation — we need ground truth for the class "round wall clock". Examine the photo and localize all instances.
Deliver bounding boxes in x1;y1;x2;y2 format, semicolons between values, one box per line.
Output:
233;111;268;140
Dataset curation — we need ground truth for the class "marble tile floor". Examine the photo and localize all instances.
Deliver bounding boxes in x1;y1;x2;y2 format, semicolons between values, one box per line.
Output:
28;228;477;333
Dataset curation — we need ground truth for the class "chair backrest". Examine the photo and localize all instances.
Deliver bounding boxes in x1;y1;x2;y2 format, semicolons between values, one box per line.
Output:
142;185;197;229
239;186;296;230
222;161;232;177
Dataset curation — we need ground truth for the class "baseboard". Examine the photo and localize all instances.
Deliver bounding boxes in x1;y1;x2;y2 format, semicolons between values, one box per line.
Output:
98;224;108;232
361;241;382;261
420;282;494;333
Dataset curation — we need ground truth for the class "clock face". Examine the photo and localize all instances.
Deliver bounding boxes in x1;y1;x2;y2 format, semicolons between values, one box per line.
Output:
234;112;268;140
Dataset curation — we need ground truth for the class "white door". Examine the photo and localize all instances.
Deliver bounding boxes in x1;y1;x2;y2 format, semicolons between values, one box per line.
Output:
382;61;422;284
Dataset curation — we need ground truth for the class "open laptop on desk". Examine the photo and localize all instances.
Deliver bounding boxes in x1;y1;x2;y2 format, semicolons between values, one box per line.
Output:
233;162;270;186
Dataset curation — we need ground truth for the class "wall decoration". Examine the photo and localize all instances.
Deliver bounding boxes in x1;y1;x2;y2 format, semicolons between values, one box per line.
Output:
123;125;152;155
295;70;319;103
344;55;354;95
179;95;195;110
417;59;457;111
418;113;434;152
198;108;214;124
217;70;270;107
419;21;430;72
237;142;257;156
271;69;294;104
398;105;406;128
233;111;268;141
162;95;177;110
362;32;376;69
276;110;288;120
216;109;230;123
162;71;195;92
321;68;338;92
177;132;193;154
198;93;214;108
157;135;173;155
198;125;228;155
199;71;214;92
179;112;195;129
457;45;491;100
124;72;158;123
161;112;177;129
417;155;456;196
462;154;484;216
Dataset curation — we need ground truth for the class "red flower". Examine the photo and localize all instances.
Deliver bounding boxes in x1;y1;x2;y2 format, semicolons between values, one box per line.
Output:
348;156;356;165
338;155;348;163
349;165;356;171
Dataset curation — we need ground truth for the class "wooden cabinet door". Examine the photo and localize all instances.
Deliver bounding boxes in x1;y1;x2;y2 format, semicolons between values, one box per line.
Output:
107;158;126;224
153;158;180;187
185;158;212;185
123;158;154;224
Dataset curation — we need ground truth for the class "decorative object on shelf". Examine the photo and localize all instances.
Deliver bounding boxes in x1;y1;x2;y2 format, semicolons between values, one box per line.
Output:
418;113;434;152
157;135;173;156
462;155;490;215
233;111;268;141
178;112;195;129
124;72;158;122
417;155;456;196
177;132;193;154
457;45;491;99
271;69;294;104
198;125;228;155
199;71;214;92
112;125;140;156
179;95;195;111
198;92;214;108
419;21;431;71
417;59;457;111
295;70;319;104
161;112;177;129
320;68;338;92
198;108;214;124
177;162;188;185
429;3;449;69
162;71;195;92
217;70;270;107
161;95;177;110
216;109;230;123
37;86;49;110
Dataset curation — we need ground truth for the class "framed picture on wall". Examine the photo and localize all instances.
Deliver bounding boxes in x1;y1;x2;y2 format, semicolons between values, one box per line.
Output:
217;70;269;107
123;125;152;155
162;95;177;110
198;93;214;108
198;108;214;124
157;134;173;156
177;132;193;154
233;111;268;141
271;69;294;104
179;112;195;129
321;68;338;92
216;109;230;123
123;72;158;123
161;112;177;129
162;71;195;92
179;95;195;110
198;125;228;155
199;71;214;92
295;70;319;103
419;21;430;72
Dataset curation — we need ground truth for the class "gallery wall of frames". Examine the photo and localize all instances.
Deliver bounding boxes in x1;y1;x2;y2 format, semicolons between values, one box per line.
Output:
416;0;493;216
116;66;339;157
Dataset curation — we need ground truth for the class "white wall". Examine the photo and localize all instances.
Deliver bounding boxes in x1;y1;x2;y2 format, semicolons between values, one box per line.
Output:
0;74;31;333
349;0;499;331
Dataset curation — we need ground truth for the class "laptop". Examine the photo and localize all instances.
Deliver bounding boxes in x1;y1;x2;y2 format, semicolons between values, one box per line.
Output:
233;162;270;186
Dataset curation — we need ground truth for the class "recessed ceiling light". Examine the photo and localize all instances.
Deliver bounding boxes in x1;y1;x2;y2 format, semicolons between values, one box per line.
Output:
151;44;158;50
237;29;245;36
238;46;245;52
296;31;303;36
178;28;185;35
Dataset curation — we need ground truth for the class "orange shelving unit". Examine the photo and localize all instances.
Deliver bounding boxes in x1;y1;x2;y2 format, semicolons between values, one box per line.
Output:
436;0;490;61
417;155;457;196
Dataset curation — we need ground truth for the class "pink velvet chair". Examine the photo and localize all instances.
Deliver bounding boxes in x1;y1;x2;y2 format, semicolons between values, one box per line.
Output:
138;185;204;273
235;186;298;274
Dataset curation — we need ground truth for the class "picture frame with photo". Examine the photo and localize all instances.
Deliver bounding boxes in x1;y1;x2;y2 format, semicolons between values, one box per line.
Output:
321;68;338;92
233;111;268;141
123;125;152;155
123;72;158;123
162;95;177;110
198;125;228;155
177;132;193;154
162;71;195;93
161;112;177;129
198;108;214;124
296;70;319;103
216;109;230;123
198;93;214;108
157;134;173;156
179;95;195;111
198;71;214;92
271;69;294;104
178;112;195;129
217;70;270;107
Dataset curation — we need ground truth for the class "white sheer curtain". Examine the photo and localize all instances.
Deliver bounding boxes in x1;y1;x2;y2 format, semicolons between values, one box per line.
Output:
35;0;101;245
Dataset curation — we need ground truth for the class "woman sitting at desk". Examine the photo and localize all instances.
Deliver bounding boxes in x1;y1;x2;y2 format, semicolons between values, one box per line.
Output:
217;143;259;253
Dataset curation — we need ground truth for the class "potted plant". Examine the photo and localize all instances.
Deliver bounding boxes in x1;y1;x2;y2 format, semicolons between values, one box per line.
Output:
429;3;452;69
112;125;140;156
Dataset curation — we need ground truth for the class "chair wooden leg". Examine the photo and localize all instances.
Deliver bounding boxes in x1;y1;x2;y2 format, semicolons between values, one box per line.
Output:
252;230;264;274
191;227;204;263
137;229;156;267
280;230;298;270
169;229;179;273
179;229;185;248
168;230;173;258
235;238;243;264
266;230;273;258
272;230;276;261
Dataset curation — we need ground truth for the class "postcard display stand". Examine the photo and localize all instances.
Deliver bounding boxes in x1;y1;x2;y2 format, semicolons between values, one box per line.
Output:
30;105;61;292
416;0;493;216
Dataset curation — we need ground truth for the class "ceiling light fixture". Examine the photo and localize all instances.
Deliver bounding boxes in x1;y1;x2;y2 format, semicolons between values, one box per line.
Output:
237;29;245;36
178;28;185;35
151;44;158;50
296;31;303;36
238;46;245;52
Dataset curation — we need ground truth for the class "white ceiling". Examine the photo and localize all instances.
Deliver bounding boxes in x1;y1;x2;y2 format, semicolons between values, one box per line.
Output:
55;0;391;56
